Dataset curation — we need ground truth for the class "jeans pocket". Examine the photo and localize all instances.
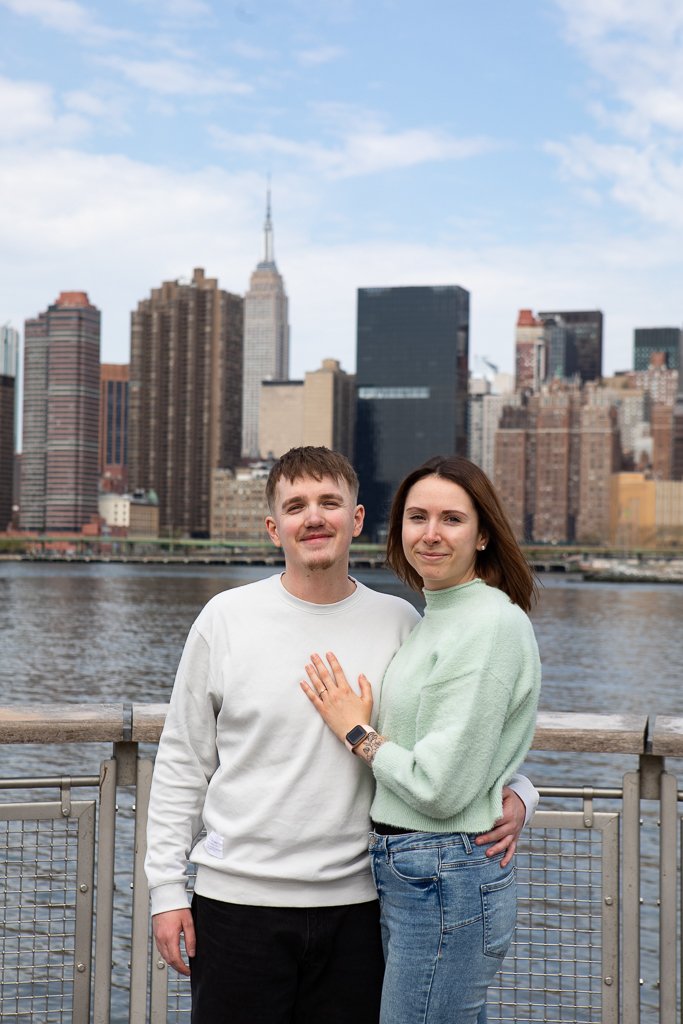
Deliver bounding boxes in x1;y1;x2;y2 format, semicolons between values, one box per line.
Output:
481;866;516;958
388;847;439;884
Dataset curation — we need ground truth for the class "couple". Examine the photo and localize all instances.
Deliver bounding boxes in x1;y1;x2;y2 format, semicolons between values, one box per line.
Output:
145;446;541;1024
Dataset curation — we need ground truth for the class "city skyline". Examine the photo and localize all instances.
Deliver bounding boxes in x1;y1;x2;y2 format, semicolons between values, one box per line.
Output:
2;1;683;381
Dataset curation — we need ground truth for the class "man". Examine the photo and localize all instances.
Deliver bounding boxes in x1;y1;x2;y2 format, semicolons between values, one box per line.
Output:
145;447;537;1023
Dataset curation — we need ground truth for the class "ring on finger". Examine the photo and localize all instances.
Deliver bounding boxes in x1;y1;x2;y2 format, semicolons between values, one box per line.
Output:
318;686;328;698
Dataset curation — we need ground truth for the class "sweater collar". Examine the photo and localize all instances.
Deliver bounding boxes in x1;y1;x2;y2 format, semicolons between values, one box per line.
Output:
422;577;484;608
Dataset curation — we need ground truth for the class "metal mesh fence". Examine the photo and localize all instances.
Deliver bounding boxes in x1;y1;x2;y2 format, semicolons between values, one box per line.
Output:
0;780;648;1023
163;867;194;1022
0;809;92;1023
488;817;617;1023
158;816;618;1022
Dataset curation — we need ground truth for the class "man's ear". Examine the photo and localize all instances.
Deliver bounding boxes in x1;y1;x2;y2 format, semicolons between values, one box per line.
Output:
353;504;365;538
265;516;281;547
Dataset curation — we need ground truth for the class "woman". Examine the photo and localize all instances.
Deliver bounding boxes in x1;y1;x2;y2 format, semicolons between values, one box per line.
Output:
301;455;541;1024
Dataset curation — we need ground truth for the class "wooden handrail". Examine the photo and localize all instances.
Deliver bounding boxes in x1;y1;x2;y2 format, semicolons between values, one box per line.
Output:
0;704;659;754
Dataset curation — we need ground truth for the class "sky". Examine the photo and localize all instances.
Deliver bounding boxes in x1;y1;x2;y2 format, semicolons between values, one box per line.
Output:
2;0;683;380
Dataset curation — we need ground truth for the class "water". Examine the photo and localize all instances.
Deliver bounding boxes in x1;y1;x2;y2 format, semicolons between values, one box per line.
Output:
1;563;682;1019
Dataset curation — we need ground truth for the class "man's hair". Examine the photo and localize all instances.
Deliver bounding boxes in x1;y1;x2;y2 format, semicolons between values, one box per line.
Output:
265;447;359;511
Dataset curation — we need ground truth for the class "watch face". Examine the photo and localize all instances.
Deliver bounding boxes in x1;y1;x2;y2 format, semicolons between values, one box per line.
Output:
346;725;368;747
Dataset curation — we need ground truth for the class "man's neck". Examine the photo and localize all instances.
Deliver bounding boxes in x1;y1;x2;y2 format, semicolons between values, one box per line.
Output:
280;566;357;605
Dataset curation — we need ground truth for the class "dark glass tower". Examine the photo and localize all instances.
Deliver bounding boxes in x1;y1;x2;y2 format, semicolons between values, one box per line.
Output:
354;285;469;541
633;327;681;371
538;310;603;383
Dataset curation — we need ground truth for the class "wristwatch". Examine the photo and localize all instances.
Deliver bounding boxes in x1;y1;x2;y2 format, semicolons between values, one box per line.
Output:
345;724;376;752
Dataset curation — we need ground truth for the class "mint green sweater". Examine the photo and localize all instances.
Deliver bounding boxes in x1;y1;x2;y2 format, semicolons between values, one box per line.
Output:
371;578;541;834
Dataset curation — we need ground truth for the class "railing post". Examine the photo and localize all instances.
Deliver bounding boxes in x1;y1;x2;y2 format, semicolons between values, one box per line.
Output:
621;769;640;1024
93;758;117;1024
658;769;677;1024
130;755;154;1024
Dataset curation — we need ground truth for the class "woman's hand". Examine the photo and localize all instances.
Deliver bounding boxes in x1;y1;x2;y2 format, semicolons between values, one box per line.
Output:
301;652;373;745
474;786;525;867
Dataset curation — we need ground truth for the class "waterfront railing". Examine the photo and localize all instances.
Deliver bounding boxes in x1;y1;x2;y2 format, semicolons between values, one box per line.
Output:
1;706;681;1023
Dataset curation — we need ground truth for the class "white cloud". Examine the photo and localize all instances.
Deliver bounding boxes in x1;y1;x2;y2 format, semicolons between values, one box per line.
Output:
552;0;683;138
63;89;129;134
2;138;675;386
230;40;271;61
0;0;129;43
211;124;496;179
547;137;683;228
163;0;212;15
295;45;344;66
0;75;88;142
546;0;683;231
97;55;252;97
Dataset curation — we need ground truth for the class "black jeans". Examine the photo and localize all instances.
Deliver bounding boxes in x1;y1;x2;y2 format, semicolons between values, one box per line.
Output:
190;894;384;1024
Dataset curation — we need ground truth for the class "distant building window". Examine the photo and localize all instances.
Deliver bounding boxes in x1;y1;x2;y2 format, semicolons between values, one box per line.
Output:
358;387;430;400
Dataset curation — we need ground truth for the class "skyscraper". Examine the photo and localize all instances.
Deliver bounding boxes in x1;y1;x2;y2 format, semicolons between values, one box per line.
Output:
515;309;546;392
128;268;243;537
259;358;356;458
672;375;683;482
1;324;20;377
0;324;19;529
538;310;603;383
99;364;129;492
633;327;681;371
354;285;469;540
241;192;290;458
0;374;14;529
21;292;100;531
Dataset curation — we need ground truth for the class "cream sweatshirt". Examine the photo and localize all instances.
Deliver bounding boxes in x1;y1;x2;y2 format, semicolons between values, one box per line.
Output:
145;574;420;915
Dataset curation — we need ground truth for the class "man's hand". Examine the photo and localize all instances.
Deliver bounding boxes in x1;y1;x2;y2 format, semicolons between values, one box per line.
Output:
474;786;525;868
153;908;196;976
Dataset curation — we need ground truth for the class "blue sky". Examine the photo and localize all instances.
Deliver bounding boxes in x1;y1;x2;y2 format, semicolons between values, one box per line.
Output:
2;0;683;379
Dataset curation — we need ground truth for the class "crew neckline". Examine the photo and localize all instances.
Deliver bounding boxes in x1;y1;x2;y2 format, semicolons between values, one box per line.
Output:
423;577;484;603
274;572;363;614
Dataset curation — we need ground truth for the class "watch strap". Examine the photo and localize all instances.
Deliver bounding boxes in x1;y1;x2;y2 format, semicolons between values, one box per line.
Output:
344;724;376;752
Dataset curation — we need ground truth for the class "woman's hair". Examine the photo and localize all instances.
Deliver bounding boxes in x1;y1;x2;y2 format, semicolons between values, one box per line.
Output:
386;455;538;612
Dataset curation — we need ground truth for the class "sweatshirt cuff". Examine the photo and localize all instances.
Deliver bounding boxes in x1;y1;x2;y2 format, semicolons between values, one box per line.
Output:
149;881;192;917
506;772;539;825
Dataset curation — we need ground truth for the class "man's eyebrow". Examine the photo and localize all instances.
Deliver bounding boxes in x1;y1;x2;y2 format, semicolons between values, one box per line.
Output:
281;491;345;508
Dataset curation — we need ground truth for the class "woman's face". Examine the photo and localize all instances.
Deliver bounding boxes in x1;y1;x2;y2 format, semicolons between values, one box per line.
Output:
401;475;487;591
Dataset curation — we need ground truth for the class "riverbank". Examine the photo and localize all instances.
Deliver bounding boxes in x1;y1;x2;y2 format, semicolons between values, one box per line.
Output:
579;557;683;583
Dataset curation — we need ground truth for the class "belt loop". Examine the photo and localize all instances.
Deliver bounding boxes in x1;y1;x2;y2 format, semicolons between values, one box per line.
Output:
461;833;473;854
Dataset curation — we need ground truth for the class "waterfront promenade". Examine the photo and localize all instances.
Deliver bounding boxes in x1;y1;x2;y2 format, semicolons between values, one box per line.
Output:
1;704;682;1023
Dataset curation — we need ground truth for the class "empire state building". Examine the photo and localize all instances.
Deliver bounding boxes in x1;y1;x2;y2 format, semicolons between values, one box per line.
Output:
241;192;290;458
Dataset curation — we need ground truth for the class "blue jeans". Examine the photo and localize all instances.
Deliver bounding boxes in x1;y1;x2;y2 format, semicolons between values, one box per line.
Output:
369;830;516;1024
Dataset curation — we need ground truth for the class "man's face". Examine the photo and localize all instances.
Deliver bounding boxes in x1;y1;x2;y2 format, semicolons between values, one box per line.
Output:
265;474;364;575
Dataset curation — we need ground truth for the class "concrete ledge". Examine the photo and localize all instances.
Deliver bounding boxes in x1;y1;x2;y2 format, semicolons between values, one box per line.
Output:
532;712;648;754
0;704;652;754
0;704;125;743
651;716;683;757
132;704;168;742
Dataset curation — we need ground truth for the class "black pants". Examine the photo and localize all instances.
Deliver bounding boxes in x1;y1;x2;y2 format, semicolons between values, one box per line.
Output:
190;894;384;1024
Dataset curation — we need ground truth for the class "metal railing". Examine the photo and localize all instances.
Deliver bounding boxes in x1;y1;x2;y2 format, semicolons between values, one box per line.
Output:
0;706;681;1023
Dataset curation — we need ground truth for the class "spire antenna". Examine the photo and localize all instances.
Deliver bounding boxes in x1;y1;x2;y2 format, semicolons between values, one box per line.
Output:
264;178;274;265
